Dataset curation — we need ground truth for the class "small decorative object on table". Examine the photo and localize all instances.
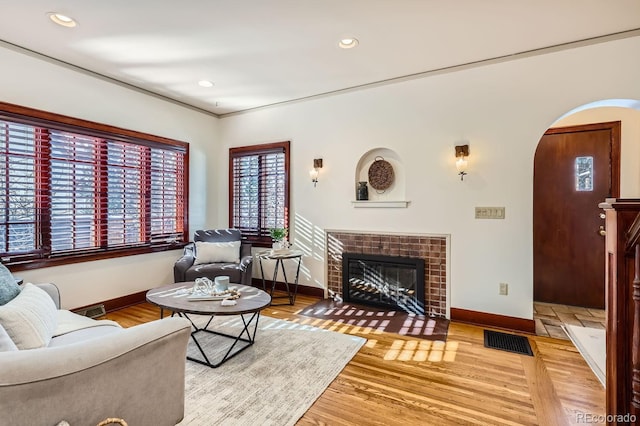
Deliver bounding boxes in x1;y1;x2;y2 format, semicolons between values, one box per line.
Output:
269;227;289;252
214;275;229;291
188;277;241;301
193;277;215;293
356;181;369;200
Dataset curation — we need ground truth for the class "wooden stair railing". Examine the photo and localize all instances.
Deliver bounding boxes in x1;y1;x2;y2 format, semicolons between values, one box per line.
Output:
601;198;640;425
626;212;640;421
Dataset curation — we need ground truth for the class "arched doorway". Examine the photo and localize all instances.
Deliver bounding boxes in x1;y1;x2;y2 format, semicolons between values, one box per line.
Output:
533;99;640;339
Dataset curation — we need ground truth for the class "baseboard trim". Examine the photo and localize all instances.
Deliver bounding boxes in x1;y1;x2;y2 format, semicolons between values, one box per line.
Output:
450;307;535;334
251;278;324;298
73;290;148;314
74;281;324;314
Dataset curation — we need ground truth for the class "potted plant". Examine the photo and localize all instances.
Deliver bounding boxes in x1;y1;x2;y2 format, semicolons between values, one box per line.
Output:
269;227;288;250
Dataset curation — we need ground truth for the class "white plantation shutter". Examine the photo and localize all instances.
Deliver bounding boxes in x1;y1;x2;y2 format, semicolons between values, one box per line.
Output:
106;141;144;247
260;152;287;230
50;130;100;252
150;148;185;243
230;142;289;244
0;122;38;255
0;102;189;267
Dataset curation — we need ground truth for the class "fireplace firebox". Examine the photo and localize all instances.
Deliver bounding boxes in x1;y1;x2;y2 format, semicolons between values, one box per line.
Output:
342;253;425;314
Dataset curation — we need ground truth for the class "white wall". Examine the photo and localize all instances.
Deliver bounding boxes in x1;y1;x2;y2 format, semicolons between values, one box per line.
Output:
3;35;639;318
219;35;640;320
0;45;219;309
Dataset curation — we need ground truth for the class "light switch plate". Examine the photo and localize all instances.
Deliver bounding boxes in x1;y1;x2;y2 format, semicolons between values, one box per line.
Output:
475;207;506;219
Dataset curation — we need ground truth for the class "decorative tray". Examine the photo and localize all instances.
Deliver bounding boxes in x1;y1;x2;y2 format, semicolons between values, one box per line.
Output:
187;294;229;301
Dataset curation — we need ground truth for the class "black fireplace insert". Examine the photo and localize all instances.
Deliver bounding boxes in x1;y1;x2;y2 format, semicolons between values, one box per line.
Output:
342;252;425;314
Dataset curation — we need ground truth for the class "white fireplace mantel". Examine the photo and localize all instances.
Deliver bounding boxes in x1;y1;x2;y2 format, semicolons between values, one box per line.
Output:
351;200;410;208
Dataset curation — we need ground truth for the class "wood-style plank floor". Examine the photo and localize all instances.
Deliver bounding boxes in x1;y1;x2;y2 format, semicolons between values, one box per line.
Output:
102;293;605;425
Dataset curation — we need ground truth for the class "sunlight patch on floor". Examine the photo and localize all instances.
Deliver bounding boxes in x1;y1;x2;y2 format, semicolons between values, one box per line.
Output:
383;339;458;362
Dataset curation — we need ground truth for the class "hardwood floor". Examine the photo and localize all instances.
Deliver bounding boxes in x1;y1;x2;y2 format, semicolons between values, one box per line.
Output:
103;293;605;425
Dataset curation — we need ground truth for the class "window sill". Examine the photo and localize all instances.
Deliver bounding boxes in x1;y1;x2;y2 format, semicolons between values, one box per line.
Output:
5;242;187;272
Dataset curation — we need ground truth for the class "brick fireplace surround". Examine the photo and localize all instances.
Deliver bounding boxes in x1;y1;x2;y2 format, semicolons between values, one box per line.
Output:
326;231;448;318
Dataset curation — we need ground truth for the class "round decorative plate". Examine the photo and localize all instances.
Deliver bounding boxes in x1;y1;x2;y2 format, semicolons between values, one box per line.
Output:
368;157;394;191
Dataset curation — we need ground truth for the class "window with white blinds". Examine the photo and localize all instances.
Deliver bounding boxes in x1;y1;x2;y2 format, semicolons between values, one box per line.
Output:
229;141;289;246
0;102;189;268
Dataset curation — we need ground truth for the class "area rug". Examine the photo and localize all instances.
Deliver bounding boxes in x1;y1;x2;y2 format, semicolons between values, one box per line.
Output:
298;299;449;341
563;324;605;387
178;315;366;425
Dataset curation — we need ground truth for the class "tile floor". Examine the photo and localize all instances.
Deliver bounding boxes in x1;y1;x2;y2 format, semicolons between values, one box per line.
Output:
533;302;606;340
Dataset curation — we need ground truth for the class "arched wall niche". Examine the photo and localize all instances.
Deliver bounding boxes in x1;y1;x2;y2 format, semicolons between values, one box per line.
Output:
353;147;408;207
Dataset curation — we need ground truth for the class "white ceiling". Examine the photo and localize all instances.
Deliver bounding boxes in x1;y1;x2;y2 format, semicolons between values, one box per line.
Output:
1;1;639;116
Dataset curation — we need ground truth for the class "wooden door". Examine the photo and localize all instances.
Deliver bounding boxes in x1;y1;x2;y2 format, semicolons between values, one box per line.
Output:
533;121;620;309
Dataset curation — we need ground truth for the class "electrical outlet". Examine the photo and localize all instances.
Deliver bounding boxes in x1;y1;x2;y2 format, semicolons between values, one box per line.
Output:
499;283;509;295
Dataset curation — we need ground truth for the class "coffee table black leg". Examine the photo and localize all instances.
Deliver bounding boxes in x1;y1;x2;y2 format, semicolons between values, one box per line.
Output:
239;312;260;342
181;312;261;368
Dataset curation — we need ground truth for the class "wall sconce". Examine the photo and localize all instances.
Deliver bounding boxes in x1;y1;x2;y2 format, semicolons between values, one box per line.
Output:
455;144;469;181
310;158;323;187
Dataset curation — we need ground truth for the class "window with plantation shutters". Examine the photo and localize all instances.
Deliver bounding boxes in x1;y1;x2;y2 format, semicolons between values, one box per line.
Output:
229;141;289;246
0;101;189;269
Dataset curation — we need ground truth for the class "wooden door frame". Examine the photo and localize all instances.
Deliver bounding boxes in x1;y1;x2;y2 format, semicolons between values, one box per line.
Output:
532;121;621;309
532;121;623;406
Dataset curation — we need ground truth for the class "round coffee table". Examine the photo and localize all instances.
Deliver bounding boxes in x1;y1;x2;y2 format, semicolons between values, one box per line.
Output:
146;282;271;368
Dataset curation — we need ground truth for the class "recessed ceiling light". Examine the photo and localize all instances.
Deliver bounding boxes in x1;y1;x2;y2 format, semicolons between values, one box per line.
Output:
48;12;77;28
339;38;359;49
198;80;214;88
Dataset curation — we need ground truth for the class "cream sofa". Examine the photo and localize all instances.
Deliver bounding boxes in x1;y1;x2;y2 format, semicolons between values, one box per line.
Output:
0;283;191;426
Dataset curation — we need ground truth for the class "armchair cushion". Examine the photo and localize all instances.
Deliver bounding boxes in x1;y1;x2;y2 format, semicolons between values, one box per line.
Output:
0;283;58;349
194;240;241;265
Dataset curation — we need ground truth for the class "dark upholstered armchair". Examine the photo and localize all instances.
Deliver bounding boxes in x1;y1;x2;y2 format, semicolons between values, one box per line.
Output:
173;229;253;286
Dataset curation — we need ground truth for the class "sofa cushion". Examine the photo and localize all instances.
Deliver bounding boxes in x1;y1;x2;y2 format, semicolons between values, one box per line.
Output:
0;283;58;349
54;309;121;337
49;325;122;347
0;263;20;305
194;240;240;265
0;323;18;352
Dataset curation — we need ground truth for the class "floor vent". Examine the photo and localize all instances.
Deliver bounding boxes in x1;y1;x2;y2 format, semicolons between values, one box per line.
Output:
75;304;106;319
484;330;533;356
